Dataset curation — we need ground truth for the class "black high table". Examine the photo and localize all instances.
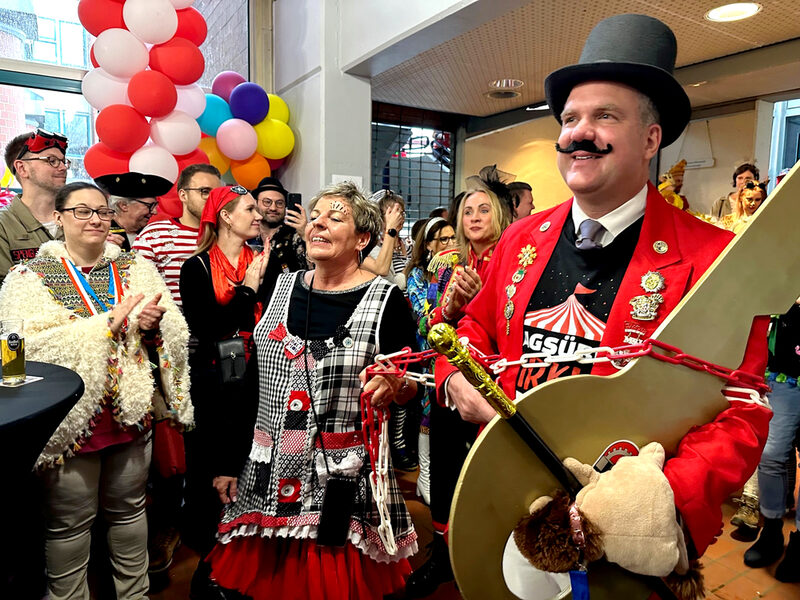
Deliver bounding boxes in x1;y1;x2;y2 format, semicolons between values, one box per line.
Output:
0;361;83;599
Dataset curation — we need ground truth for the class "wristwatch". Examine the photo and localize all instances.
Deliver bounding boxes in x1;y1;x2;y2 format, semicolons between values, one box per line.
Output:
387;228;398;238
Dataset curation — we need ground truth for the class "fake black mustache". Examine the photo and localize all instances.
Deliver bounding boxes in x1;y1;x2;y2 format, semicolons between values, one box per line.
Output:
554;141;613;154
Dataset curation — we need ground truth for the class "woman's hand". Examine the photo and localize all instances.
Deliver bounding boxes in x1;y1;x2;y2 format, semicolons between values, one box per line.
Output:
243;252;269;291
445;266;482;317
359;370;405;408
137;293;166;332
213;476;238;504
384;203;405;232
109;293;144;335
284;204;307;234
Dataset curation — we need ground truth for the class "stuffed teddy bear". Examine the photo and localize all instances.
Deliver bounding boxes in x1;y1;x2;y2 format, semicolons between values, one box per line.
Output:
514;442;704;600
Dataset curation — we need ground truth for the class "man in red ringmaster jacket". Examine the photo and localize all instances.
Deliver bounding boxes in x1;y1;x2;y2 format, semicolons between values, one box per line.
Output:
435;13;770;590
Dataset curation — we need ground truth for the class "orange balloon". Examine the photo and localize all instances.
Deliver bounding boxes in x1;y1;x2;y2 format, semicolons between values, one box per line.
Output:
198;136;231;175
230;153;270;190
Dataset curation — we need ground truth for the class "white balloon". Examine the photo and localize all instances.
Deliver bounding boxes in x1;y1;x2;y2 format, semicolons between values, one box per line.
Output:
149;110;202;156
174;84;207;119
93;29;149;79
82;68;131;111
169;0;195;8
129;144;179;183
123;0;178;45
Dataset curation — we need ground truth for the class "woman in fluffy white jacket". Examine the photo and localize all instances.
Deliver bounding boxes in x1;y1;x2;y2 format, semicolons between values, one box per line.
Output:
0;181;192;600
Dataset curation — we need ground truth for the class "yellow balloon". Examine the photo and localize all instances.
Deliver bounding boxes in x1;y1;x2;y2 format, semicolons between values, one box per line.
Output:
1;167;14;188
198;136;231;175
266;94;290;123
254;118;295;160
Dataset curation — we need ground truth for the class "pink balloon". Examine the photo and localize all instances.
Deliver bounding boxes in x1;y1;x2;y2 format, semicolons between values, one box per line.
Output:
82;68;131;110
149;110;201;156
211;71;246;103
174;83;206;118
215;119;257;161
129;144;179;182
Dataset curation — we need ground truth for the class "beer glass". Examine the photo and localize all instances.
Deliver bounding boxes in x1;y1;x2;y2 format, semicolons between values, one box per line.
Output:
1;318;25;385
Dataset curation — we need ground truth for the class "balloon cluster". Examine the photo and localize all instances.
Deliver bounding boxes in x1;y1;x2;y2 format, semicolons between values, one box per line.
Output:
78;0;208;216
197;71;295;189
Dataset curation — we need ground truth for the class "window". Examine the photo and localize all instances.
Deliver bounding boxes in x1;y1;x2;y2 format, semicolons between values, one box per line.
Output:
0;84;97;183
371;123;455;236
0;0;250;190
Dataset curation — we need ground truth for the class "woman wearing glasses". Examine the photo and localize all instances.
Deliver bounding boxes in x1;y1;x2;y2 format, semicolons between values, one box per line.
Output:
0;181;192;599
719;180;767;234
178;185;269;596
404;216;457;503
406;175;510;599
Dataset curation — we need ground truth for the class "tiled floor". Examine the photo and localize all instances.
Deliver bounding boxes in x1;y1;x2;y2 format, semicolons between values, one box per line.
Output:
146;469;800;600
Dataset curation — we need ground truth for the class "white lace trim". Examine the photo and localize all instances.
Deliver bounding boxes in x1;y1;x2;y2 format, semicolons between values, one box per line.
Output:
217;523;418;564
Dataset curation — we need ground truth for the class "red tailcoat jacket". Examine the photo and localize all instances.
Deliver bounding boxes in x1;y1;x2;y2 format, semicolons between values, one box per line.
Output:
435;183;771;556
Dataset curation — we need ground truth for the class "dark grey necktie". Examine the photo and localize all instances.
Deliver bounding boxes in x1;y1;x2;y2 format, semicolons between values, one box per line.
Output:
576;219;605;250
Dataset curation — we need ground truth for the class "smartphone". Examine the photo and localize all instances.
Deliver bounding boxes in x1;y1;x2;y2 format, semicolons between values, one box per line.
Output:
286;193;301;214
316;475;357;547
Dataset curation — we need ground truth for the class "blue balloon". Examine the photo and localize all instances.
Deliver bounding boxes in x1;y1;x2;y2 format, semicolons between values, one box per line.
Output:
229;82;270;125
197;94;233;136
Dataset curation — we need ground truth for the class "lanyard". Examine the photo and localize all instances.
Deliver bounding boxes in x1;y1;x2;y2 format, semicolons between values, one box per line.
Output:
61;257;123;315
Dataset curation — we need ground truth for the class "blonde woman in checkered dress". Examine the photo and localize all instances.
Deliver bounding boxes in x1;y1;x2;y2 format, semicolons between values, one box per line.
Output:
206;182;420;599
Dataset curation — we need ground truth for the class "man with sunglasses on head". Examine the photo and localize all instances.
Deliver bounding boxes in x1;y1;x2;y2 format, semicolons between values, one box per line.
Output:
133;164;221;310
0;129;69;285
96;172;174;251
250;176;308;300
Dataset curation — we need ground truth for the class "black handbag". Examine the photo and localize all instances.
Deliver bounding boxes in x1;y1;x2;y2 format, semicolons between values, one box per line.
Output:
215;335;247;384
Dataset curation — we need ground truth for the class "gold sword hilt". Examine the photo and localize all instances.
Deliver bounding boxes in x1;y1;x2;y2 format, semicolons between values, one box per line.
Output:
427;323;516;420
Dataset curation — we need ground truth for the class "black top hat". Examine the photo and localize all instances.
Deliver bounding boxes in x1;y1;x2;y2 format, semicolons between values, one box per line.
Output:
545;14;690;148
251;176;288;200
95;172;174;198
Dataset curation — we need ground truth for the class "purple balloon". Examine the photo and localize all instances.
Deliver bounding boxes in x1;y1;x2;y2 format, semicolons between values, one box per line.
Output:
229;82;270;125
211;71;246;103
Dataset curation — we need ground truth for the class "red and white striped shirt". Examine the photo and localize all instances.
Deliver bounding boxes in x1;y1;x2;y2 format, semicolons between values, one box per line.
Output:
133;218;198;308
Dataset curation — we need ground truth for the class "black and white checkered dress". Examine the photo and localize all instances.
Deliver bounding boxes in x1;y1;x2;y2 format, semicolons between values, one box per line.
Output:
217;271;418;562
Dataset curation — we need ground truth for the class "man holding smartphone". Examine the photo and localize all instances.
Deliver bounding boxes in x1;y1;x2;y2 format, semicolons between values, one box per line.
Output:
251;176;309;300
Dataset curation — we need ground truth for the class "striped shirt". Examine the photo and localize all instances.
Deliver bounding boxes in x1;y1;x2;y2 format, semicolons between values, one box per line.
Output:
132;218;198;308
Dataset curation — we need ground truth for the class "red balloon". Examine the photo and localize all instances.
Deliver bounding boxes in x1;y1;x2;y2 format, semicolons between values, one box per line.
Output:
176;148;210;173
149;38;205;86
77;0;125;37
175;8;208;46
128;70;177;118
96;105;150;153
89;45;99;68
157;189;183;218
84;143;133;179
267;157;286;171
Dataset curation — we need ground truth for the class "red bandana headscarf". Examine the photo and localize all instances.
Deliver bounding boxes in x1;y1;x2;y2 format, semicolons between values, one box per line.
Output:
199;186;261;318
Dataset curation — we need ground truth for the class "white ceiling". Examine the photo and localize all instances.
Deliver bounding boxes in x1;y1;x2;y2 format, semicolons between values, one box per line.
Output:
368;0;800;117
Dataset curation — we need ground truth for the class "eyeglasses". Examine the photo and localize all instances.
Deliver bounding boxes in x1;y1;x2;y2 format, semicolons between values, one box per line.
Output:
18;155;71;169
261;198;286;208
60;206;115;221
435;235;457;244
744;181;767;191
231;185;248;195
181;187;213;198
130;199;159;213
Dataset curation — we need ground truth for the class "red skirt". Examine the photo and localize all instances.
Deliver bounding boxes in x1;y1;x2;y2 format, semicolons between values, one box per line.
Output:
207;535;411;600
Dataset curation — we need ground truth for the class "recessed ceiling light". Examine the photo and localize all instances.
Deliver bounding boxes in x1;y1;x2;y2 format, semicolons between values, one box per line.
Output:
705;3;762;22
486;90;521;100
489;78;524;90
688;81;708;87
525;103;550;111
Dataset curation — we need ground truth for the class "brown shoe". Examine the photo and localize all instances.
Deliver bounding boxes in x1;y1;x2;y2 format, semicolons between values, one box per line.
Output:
148;526;181;574
731;495;760;531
